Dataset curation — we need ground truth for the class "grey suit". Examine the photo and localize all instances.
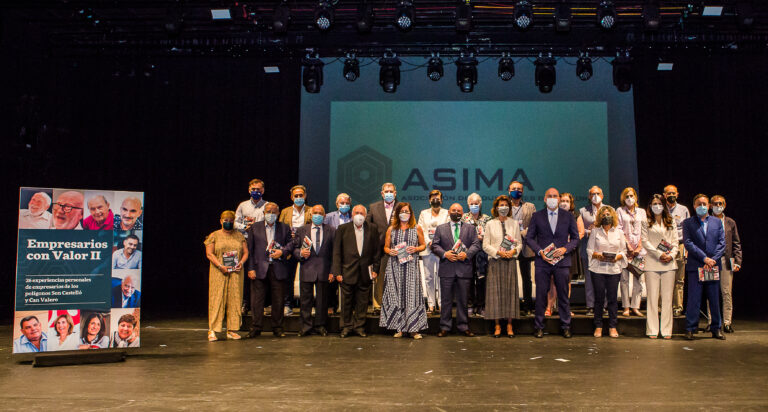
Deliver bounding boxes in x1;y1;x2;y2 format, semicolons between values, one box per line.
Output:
293;223;336;333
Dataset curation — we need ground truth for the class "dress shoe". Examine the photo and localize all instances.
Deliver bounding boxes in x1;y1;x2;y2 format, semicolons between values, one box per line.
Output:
355;328;367;337
247;330;261;338
534;329;544;338
684;331;695;340
562;328;572;339
632;308;644;317
712;330;726;340
724;324;734;333
436;330;448;337
463;330;475;337
207;330;218;342
673;308;683;317
298;329;311;337
493;325;502;338
622;309;631;317
412;333;423;340
226;331;242;340
340;329;350;338
283;307;292;317
372;308;381;316
273;328;286;338
316;327;328;337
586;308;594;317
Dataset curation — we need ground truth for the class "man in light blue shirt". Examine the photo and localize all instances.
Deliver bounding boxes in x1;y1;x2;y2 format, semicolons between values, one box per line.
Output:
13;315;48;353
112;234;142;269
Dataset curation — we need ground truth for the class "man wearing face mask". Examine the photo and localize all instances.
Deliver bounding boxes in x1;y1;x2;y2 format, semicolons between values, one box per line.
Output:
507;181;537;315
579;186;605;316
682;194;726;340
367;183;401;316
664;185;691;317
293;205;336;336
706;195;742;333
278;185;312;316
462;193;491;317
235;179;268;235
417;190;450;314
246;202;294;338
324;193;352;314
526;188;580;338
332;205;381;338
432;203;482;337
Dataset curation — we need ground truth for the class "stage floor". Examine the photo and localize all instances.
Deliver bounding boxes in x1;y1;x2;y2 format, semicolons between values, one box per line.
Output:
2;317;768;410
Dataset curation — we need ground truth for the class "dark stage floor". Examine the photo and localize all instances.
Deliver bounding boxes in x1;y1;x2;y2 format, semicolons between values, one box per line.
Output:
2;317;768;410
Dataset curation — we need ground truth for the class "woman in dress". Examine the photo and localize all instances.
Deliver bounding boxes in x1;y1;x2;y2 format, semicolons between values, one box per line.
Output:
380;202;428;339
78;312;110;349
50;312;79;351
482;195;522;337
204;210;249;342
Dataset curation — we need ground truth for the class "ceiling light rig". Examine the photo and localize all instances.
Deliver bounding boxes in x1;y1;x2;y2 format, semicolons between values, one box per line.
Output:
379;52;402;93
427;53;444;81
498;53;515;81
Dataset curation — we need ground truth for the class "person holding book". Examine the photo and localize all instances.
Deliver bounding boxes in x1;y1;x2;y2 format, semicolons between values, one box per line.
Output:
278;185;312;316
380;202;428;339
482;195;523;337
664;185;690;317
432;203;482;337
579;185;606;317
417;190;450;314
682;194;726;340
641;194;679;339
707;195;742;333
462;192;491;317
586;205;627;338
205;210;249;341
617;187;647;318
545;192;584;317
507;180;537;315
526;188;580;338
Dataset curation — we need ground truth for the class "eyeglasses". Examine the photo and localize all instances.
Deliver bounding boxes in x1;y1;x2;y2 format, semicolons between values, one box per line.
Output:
53;203;83;213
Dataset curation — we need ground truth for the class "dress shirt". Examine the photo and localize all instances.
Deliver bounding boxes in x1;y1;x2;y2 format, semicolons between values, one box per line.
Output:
234;198;266;231
586;226;628;274
354;224;364;256
112;249;142;269
547;208;558;234
13;333;48;353
418;208;450;256
667;203;690;241
617;206;647;256
311;224;323;252
19;209;52;229
700;217;708;236
580;203;603;234
451;221;462;243
265;222;276;262
291;206;307;229
384;201;395;222
339;212;351;225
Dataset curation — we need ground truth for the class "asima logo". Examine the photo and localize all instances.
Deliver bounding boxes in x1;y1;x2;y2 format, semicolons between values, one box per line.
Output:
337;146;392;205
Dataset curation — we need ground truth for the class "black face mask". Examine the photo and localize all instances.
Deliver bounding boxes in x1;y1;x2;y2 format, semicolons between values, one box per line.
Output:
600;216;612;226
666;195;677;204
222;221;234;230
430;198;441;207
450;213;462;222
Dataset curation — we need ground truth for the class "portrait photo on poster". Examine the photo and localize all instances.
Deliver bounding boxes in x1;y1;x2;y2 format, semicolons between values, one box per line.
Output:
18;188;53;230
50;188;86;230
112;230;142;270
12;310;50;354
111;269;142;309
110;308;140;348
82;191;115;231
113;191;144;231
47;309;81;351
77;310;111;350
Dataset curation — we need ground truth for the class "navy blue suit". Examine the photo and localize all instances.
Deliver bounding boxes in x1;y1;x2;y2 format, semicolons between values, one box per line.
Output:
525;207;580;330
683;215;726;332
111;287;141;308
293;223;336;333
431;221;481;332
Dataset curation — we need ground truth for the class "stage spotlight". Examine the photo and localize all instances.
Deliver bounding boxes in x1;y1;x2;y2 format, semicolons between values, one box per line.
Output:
272;2;291;33
514;1;533;30
612;54;632;92
534;55;556;93
498;54;515;81
379;54;401;93
455;1;472;32
395;0;415;31
427;55;444;81
737;2;754;29
576;55;592;81
314;1;334;31
642;2;660;31
356;2;375;32
554;2;572;32
597;1;616;29
343;55;360;82
456;54;478;93
302;54;324;93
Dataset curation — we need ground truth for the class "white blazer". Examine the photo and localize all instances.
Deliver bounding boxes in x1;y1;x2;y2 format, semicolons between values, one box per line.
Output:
641;219;679;272
417;208;450;256
482;218;522;260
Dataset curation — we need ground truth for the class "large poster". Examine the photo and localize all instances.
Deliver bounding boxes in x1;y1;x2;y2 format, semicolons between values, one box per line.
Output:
13;187;143;353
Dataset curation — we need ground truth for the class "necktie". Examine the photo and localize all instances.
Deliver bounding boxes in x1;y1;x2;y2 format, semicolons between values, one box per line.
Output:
314;226;321;252
549;212;557;234
453;222;460;242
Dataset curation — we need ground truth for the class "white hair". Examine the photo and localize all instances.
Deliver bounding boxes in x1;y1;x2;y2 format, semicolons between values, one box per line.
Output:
34;192;52;206
335;193;351;205
467;192;482;204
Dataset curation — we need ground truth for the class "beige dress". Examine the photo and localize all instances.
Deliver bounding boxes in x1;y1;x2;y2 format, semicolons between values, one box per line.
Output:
204;230;245;332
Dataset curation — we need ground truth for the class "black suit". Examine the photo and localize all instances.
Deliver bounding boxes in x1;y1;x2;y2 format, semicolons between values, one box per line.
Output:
367;199;399;309
293;223;336;333
246;221;294;333
331;221;381;332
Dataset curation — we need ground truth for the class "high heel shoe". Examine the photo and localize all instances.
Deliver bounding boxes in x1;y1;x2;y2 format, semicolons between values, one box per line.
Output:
622;309;631;317
594;328;603;338
632;308;644;317
544;308;552;317
506;325;515;338
208;330;218;342
609;328;619;338
493;325;501;338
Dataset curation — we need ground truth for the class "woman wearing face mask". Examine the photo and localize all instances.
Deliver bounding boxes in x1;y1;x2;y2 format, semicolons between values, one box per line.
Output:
641;195;679;339
546;193;584;317
462;193;491;317
586;205;627;338
417;190;450;314
617;187;647;317
482;195;523;337
205;210;249;342
381;203;428;339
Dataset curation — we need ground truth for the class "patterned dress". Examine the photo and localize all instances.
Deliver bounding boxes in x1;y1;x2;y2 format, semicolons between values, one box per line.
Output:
379;227;429;333
204;230;245;332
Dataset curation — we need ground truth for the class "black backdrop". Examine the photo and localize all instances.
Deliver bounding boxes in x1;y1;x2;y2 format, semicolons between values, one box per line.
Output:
1;36;766;320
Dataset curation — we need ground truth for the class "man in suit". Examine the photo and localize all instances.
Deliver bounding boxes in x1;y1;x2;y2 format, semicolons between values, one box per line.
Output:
111;275;141;308
324;193;352;315
683;194;726;340
708;195;742;333
246;202;294;338
332;204;381;338
432;203;482;337
293;204;336;336
525;188;580;338
508;180;537;314
278;185;312;316
366;183;400;315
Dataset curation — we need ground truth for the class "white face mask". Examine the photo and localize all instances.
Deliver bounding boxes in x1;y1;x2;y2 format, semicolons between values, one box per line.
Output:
591;194;602;205
353;214;365;226
625;197;635;207
398;213;410;222
651;204;664;215
712;206;724;215
497;206;509;216
546;198;559;210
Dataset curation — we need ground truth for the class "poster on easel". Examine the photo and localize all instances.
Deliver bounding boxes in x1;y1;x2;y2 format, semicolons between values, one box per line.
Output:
13;187;143;353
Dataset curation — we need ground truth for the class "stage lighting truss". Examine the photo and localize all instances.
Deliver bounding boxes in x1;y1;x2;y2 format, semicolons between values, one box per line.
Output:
553;2;572;32
302;53;324;93
455;0;472;32
343;54;360;81
456;53;478;92
395;0;415;31
642;2;660;31
534;54;556;93
379;52;401;93
427;53;444;81
272;1;291;33
498;53;515;81
514;1;533;30
356;1;375;33
612;52;632;92
576;54;593;81
314;0;335;31
597;1;617;30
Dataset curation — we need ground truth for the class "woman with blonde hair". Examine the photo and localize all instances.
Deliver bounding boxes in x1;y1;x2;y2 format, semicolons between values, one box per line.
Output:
51;313;79;351
587;205;627;338
617;187;646;317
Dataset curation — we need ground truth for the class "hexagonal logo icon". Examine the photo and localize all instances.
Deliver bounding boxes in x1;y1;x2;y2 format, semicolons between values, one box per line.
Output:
337;146;392;206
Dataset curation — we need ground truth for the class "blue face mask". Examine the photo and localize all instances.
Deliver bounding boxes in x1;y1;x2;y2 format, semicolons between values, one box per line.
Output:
383;192;395;203
339;204;350;214
469;204;480;214
311;214;324;225
509;190;522;200
294;197;305;207
695;205;709;217
250;190;262;201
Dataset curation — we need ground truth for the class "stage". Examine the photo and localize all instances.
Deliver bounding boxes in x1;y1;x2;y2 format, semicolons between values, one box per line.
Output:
3;316;768;410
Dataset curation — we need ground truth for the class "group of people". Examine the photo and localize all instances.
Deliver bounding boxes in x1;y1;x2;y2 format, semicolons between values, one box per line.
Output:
204;179;742;341
13;312;140;353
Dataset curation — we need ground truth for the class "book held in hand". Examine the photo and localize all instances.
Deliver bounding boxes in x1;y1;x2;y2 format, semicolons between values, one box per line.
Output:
499;235;516;252
542;243;563;265
698;266;720;282
222;250;238;272
476;224;485;237
657;239;673;254
601;251;617;261
451;240;466;255
628;256;645;275
395;242;413;264
428;229;436;240
301;235;312;251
